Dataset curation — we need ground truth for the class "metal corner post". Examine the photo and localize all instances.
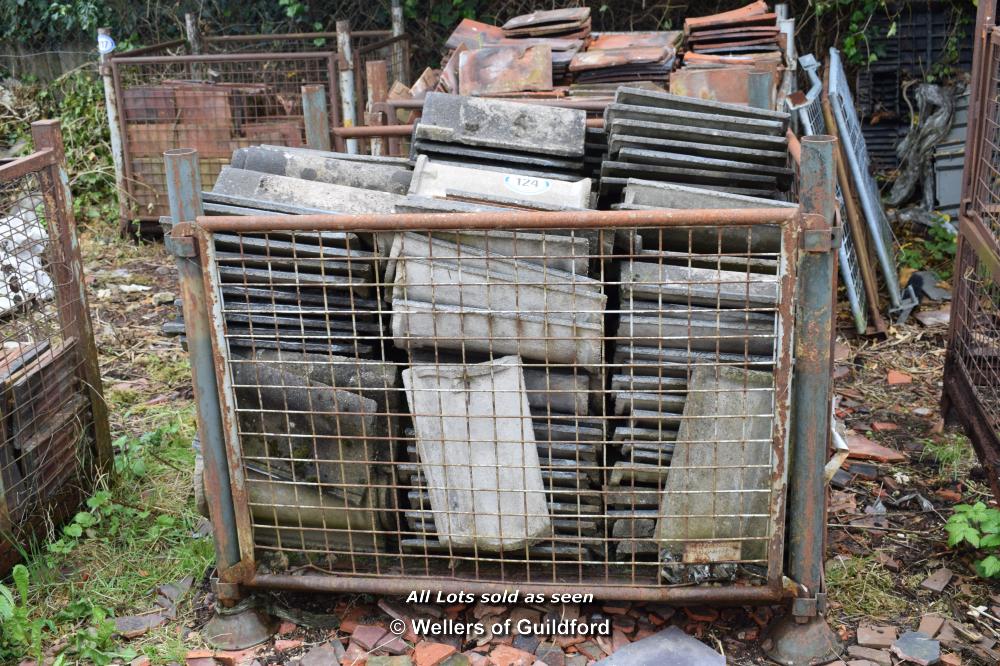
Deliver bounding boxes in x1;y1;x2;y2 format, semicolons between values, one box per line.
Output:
30;120;114;474
301;84;332;151
765;135;841;666
163;149;241;576
790;134;836;599
97;28;129;232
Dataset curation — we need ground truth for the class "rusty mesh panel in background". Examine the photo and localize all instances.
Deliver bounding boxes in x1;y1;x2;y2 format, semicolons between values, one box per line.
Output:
0;169;96;572
200;222;792;590
951;242;1000;431
114;53;336;222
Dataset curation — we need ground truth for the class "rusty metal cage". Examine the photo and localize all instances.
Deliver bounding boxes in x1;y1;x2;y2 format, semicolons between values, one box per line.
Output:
167;135;838;605
110;31;411;233
110;37;342;230
0;121;111;575
944;1;1000;500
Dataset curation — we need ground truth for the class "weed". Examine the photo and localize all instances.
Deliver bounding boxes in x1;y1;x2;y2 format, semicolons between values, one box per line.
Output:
826;555;909;619
921;433;975;480
8;411;213;663
946;502;1000;578
899;214;958;279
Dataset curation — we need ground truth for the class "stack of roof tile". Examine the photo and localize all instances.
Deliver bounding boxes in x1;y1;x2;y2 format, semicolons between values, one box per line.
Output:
684;0;782;55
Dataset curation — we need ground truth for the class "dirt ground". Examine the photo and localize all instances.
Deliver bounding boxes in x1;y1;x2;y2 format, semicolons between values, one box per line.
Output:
74;233;998;666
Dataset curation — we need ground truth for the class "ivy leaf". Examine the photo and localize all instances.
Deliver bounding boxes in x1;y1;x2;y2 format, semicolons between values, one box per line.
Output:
887;21;897;38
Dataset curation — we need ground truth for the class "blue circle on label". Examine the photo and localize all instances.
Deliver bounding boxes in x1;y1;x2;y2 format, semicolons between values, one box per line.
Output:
98;34;116;54
503;175;551;196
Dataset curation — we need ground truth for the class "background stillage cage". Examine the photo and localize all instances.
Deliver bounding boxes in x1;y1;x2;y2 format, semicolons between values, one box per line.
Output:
944;0;1000;501
0;121;111;575
110;30;410;233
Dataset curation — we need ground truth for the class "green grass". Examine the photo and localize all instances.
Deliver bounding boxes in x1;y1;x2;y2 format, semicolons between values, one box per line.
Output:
921;433;975;481
0;402;214;665
826;555;909;620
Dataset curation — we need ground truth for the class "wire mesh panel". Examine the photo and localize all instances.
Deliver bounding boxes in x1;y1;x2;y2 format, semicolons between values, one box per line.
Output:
828;47;909;312
971;29;1000;250
0;141;108;575
113;51;338;224
945;9;1000;501
196;217;795;593
796;94;868;333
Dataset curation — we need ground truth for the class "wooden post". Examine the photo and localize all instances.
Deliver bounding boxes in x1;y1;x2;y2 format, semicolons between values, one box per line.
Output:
365;60;389;156
336;20;359;154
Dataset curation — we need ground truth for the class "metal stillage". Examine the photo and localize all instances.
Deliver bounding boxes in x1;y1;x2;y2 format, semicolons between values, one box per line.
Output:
0;121;112;575
167;137;838;610
110;35;343;231
944;0;1000;501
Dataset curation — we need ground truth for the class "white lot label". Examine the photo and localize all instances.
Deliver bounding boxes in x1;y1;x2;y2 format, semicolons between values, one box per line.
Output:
504;175;551;196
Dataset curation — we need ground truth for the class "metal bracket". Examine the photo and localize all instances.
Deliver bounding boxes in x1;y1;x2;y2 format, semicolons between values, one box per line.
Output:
165;234;196;258
891;284;921;326
801;226;842;253
211;577;242;603
791;592;827;619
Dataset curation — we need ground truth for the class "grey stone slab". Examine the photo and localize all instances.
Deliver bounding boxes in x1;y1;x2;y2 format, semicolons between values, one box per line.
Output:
608;134;788;166
658;365;774;563
606;103;786;137
612;518;655;539
616;310;776;355
620;260;780;309
613;345;773;375
609;461;668;486
613;390;686;415
230;359;383;499
394;196;509;214
614;86;790;124
256;144;413;166
203;201;296;217
402;356;551;552
410;148;584;181
214;252;372;280
617;147;793;187
219;285;378;311
389;233;605;326
211;167;404;215
213;233;366;259
593;626;724;666
223;332;373;357
417;92;586;157
600;160;780;193
410;156;592;209
201;190;344;216
428;230;590;275
523;368;590;416
232;145;413;193
239;350;399;411
607;118;786;151
611;374;687;393
637;249;778;274
613;426;677;442
629;409;683;429
603;485;662;508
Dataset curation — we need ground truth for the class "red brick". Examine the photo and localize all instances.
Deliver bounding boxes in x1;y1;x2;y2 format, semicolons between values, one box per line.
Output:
413;641;457;666
490;644;537;666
